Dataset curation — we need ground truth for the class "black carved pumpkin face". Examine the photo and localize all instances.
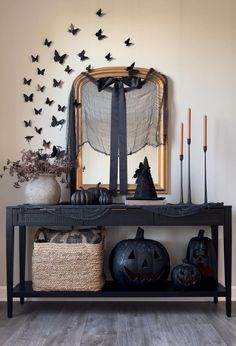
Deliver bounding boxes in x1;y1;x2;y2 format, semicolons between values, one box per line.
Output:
109;227;170;288
186;229;217;284
171;260;201;289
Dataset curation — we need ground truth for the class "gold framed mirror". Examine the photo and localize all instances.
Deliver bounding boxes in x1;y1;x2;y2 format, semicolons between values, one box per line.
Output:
72;66;168;194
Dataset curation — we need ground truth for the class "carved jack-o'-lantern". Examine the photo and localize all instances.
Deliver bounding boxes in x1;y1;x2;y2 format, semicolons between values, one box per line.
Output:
186;229;217;286
109;227;170;289
171;259;201;290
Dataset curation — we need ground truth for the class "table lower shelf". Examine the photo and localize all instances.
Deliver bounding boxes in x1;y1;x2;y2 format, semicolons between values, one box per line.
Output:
13;281;226;298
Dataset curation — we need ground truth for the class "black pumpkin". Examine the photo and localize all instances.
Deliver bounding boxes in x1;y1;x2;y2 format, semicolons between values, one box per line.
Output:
171;259;201;290
88;182;112;204
71;188;94;205
109;227;170;289
186;229;217;286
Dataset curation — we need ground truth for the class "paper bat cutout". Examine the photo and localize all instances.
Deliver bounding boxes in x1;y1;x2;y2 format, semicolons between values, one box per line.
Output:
65;65;73;74
37;68;45;75
124;38;134;47
25;136;34;143
34;108;42;115
51;115;66;129
44;38;53;47
23;93;34;102
43;139;51;149
68;24;80;35
126;62;140;75
24;120;32;127
53;78;62;88
31;55;39;62
95;28;107;40
73;99;81;108
51;145;65;158
96;8;105;17
54;50;68;64
85;64;92;73
23;78;32;85
78;50;89;61
45;97;54;106
105;53;114;61
35;127;42;134
37;85;45;92
58;104;66;112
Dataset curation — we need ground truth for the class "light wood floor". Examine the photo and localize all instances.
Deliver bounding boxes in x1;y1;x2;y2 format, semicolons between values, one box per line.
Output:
0;301;236;345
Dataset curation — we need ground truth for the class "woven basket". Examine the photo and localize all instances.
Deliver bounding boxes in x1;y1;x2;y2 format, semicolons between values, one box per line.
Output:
32;229;105;292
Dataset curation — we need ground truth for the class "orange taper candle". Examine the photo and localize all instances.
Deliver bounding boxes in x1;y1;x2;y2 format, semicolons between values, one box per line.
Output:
187;108;191;140
180;122;184;155
204;115;207;147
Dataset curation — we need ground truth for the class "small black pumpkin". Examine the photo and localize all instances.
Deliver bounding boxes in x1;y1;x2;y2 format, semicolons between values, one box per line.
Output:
88;182;112;204
109;227;170;289
99;190;113;205
71;187;94;205
186;229;217;286
171;259;201;290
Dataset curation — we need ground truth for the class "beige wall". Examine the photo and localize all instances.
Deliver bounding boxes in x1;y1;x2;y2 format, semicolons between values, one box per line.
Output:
0;0;236;292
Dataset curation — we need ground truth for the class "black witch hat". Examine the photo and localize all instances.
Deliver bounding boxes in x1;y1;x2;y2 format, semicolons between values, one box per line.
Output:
133;157;157;199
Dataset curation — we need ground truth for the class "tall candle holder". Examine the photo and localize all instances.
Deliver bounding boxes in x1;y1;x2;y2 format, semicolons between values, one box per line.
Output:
203;145;208;204
179;154;184;204
187;138;192;204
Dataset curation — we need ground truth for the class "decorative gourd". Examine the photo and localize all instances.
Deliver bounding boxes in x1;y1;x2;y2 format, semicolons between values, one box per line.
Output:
109;227;170;289
99;190;113;205
71;188;94;205
171;259;201;290
186;229;217;286
88;182;113;204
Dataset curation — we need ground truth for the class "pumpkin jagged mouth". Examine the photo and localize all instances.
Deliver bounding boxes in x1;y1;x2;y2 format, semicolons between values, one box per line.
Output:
124;266;164;282
177;276;199;286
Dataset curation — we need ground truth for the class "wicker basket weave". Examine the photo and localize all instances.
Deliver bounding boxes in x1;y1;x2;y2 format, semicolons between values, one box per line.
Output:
32;230;105;292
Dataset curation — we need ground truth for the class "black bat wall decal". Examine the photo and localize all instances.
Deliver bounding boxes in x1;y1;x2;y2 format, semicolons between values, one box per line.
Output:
51;145;65;158
96;8;105;17
44;38;53;47
126;62;140;75
85;64;92;73
24;120;32;127
105;53;114;61
54;50;68;64
45;97;54;106
78;50;89;61
51;115;66;129
43;139;51;149
23;78;32;85
73;99;81;108
68;24;80;35
124;38;134;47
35;127;42;134
58;105;66;112
25;136;34;143
23;93;34;102
53;79;62;88
64;65;73;74
31;55;39;62
37;85;45;92
37;68;45;75
34;108;42;115
95;28;107;40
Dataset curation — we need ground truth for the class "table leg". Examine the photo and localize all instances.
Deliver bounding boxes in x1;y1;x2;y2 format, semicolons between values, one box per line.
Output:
19;226;26;304
211;225;218;304
223;207;232;317
6;208;14;318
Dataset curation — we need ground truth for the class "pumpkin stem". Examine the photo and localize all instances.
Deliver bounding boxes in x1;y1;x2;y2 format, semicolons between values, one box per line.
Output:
135;227;145;240
96;182;101;189
198;229;205;238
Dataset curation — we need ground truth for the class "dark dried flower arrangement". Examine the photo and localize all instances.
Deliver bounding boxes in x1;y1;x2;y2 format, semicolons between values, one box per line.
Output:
0;147;72;188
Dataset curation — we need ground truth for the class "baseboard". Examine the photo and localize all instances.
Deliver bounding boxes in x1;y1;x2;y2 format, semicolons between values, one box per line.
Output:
1;285;236;302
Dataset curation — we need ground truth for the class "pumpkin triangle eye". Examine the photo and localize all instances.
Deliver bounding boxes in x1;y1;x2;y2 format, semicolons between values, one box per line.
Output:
154;250;159;259
142;259;148;268
128;250;135;259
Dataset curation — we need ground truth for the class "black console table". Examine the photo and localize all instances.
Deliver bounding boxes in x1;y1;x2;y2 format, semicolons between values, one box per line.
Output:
6;204;232;318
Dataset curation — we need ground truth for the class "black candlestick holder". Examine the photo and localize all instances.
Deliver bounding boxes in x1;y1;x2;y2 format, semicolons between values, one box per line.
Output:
187;138;192;204
179;154;184;204
203;145;208;204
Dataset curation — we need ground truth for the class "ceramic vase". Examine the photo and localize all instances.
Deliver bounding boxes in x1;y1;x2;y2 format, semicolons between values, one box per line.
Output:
24;174;61;204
